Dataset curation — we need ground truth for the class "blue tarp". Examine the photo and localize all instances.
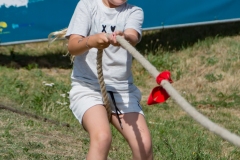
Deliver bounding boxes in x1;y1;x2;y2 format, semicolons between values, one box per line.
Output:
1;0;240;45
136;0;240;30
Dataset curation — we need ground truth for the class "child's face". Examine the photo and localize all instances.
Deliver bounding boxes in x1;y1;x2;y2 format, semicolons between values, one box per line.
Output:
103;0;127;7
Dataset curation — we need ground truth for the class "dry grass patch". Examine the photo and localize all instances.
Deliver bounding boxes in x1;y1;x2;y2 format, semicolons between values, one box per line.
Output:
0;109;85;159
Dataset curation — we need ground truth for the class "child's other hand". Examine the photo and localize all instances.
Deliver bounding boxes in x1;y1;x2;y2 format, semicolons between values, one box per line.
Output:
108;31;124;46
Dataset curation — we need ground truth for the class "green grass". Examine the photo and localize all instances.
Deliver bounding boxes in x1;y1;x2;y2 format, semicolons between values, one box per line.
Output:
1;22;240;159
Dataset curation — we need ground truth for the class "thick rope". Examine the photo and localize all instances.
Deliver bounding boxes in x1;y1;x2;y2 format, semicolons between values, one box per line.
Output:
116;35;240;147
97;49;112;121
48;30;240;147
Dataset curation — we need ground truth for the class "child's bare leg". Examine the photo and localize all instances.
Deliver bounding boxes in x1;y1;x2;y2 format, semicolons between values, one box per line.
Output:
83;105;112;160
111;113;153;160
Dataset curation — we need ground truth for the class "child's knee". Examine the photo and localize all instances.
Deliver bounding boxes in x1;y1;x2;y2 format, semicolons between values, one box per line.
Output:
142;137;152;150
131;136;153;159
140;138;152;156
92;131;112;146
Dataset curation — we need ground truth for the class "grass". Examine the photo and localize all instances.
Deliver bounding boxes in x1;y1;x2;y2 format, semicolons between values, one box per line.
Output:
0;21;240;159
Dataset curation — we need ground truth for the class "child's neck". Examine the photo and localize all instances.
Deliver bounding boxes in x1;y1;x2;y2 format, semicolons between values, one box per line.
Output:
102;0;123;8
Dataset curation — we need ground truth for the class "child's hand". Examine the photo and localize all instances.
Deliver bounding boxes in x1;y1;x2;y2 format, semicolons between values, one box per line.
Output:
108;31;124;46
90;33;110;49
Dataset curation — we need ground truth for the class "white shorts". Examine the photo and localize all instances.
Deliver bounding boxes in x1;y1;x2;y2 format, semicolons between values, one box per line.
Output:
69;81;144;124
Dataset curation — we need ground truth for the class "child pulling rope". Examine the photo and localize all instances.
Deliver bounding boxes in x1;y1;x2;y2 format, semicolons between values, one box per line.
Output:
49;0;153;159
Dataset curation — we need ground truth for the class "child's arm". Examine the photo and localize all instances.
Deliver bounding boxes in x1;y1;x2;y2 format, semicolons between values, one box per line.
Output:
68;33;110;55
124;28;140;46
68;28;139;55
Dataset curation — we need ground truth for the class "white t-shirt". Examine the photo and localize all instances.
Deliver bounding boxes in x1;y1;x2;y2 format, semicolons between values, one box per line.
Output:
66;0;144;91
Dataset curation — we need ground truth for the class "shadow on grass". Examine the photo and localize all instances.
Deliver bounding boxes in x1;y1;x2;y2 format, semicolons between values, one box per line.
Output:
0;52;72;69
0;21;240;69
137;21;240;54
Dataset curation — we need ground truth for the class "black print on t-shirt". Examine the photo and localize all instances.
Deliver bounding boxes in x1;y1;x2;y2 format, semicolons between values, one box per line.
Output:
111;26;116;32
101;25;116;33
102;25;107;33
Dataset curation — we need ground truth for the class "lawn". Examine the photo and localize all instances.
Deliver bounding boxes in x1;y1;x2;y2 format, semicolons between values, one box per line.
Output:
0;22;240;159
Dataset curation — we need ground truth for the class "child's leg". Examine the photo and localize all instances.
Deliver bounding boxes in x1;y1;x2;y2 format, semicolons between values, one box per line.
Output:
83;105;112;160
111;113;153;160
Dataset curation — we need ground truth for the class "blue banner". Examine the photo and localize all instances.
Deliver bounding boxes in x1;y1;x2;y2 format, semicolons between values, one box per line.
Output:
1;0;240;45
0;0;78;45
133;0;240;30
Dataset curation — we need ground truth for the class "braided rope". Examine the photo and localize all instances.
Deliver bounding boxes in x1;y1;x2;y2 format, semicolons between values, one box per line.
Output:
97;49;112;121
116;35;240;147
48;29;240;147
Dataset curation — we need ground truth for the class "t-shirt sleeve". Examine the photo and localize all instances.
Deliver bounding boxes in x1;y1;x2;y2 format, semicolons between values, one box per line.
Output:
125;6;144;41
65;0;92;38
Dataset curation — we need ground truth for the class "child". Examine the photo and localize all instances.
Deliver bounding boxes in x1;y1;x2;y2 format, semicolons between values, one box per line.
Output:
52;0;153;159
